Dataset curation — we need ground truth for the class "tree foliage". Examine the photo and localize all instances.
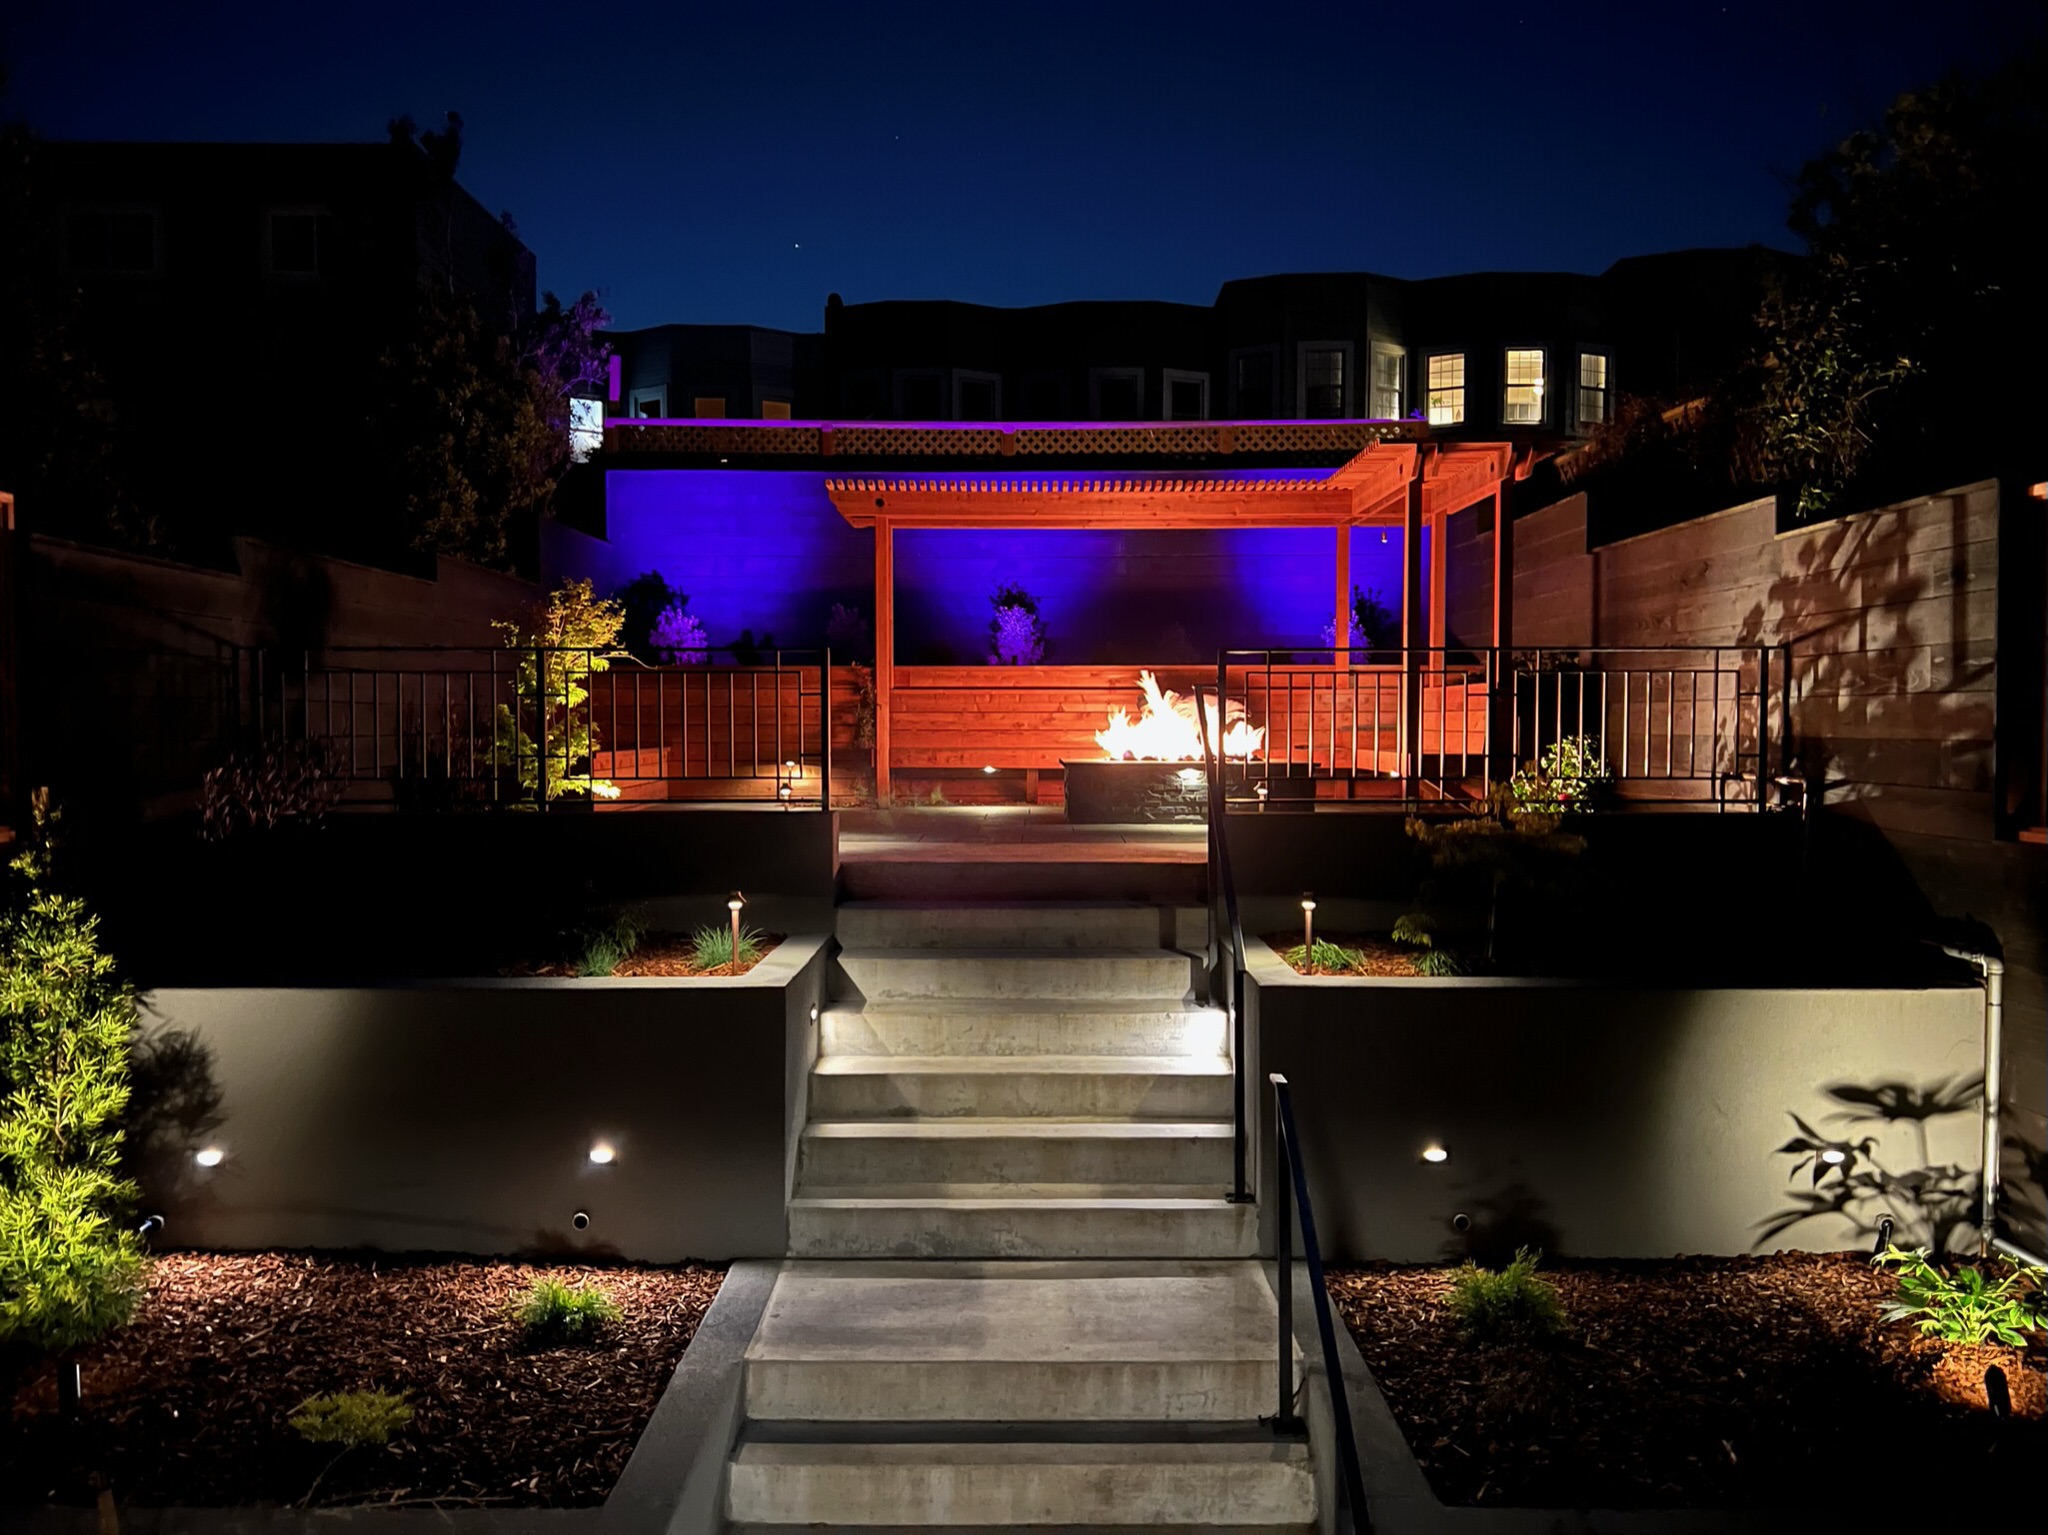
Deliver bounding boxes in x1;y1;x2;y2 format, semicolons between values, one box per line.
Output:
1735;49;2045;517
0;792;146;1354
489;580;628;801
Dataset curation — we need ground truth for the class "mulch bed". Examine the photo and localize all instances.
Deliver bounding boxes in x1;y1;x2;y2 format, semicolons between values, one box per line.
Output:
1262;932;1424;977
3;1253;724;1509
1328;1252;2045;1508
506;931;783;978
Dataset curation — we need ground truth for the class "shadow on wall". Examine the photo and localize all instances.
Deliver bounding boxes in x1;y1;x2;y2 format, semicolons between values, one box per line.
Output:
1760;1073;1983;1254
1438;1181;1561;1268
123;1024;226;1217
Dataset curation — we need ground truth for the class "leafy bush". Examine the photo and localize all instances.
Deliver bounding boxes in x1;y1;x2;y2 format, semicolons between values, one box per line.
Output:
199;737;340;840
1509;734;1611;811
514;1277;621;1344
0;791;146;1355
649;604;709;665
1283;939;1363;973
1446;1248;1568;1344
1400;788;1586;967
988;582;1048;665
489;579;626;802
1321;585;1399;652
690;922;765;972
614;571;683;665
567;909;645;977
290;1389;415;1447
1873;1246;2045;1347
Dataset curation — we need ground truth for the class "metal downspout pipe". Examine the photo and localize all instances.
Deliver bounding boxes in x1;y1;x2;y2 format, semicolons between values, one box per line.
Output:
1937;943;2047;1269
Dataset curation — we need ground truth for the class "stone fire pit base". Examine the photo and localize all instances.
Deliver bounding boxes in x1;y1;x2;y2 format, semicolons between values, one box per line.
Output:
1062;759;1210;824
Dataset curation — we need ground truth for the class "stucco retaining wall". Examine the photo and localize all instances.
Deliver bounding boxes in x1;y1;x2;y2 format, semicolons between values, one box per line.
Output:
1248;945;1986;1261
132;938;831;1263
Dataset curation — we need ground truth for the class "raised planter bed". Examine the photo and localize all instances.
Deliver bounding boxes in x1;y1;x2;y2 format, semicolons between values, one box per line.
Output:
1327;1253;2044;1509
2;1253;723;1510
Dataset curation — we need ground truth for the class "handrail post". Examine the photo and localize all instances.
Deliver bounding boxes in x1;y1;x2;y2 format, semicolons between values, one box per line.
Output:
821;648;833;810
1272;1074;1298;1434
1196;680;1252;1205
533;644;549;809
1756;644;1771;808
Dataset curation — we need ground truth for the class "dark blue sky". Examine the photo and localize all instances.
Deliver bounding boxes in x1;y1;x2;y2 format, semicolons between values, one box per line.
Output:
5;1;2036;331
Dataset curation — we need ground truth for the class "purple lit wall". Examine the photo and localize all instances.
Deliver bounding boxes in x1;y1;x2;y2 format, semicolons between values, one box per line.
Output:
545;470;1417;661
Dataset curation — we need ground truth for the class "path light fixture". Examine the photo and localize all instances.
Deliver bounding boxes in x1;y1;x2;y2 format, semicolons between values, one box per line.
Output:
777;780;793;806
1872;1215;1895;1257
1255;782;1269;810
728;891;746;954
587;1141;617;1166
194;1146;226;1169
1421;1144;1450;1164
1300;894;1316;952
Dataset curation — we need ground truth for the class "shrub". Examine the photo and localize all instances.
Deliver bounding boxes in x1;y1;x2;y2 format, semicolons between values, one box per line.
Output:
515;1277;621;1344
199;737;340;840
0;791;146;1356
567;908;644;977
489;579;626;803
1873;1246;2045;1347
690;922;765;972
614;571;683;665
1283;939;1362;973
1446;1248;1568;1344
290;1389;415;1447
988;582;1048;665
1400;788;1586;967
649;604;709;665
1321;585;1399;652
1509;734;1611;811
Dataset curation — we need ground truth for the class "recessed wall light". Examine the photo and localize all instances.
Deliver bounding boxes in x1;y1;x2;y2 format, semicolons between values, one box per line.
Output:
194;1146;226;1168
1421;1145;1449;1164
1820;1149;1847;1165
588;1142;617;1166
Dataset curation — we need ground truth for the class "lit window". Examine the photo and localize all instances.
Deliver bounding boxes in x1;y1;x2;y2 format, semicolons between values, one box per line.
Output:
1577;352;1610;426
1370;343;1404;419
693;396;726;418
1425;353;1465;426
65;209;157;274
761;400;792;419
1303;348;1345;417
1503;348;1546;424
267;211;325;275
569;398;604;461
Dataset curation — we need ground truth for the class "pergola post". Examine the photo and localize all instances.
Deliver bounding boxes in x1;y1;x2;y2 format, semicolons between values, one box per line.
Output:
1333;523;1351;665
1428;512;1448;650
873;519;894;805
1401;465;1425;789
1489;484;1514;775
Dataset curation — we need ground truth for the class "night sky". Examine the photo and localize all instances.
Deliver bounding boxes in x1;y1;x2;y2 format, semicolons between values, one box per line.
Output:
4;1;2035;332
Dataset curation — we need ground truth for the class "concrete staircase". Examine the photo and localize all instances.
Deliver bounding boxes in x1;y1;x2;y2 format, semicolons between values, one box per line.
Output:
722;902;1309;1531
789;902;1257;1260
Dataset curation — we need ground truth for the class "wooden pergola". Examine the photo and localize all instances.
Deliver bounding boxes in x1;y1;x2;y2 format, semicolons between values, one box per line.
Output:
825;439;1534;800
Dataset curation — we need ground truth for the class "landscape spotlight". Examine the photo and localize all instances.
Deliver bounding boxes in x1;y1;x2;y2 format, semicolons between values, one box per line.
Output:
194;1146;226;1168
1421;1145;1449;1164
587;1142;617;1166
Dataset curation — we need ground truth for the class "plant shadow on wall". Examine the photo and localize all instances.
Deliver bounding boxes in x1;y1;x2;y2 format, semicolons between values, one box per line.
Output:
1760;1073;1984;1254
121;1023;226;1214
1438;1182;1562;1269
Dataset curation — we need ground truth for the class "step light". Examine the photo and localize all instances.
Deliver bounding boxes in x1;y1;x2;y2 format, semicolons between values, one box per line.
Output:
587;1142;617;1166
1421;1144;1449;1164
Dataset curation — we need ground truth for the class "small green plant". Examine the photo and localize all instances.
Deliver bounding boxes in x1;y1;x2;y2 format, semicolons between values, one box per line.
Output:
1446;1247;1568;1344
1509;734;1611;810
924;782;949;806
489;579;627;803
514;1277;622;1344
1283;939;1363;973
689;922;765;972
290;1388;415;1447
1415;947;1468;976
1873;1246;2045;1347
567;908;644;976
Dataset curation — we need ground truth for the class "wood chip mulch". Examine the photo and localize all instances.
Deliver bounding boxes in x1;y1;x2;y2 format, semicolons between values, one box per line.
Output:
2;1253;724;1510
1261;932;1424;976
506;931;783;978
1327;1252;2045;1508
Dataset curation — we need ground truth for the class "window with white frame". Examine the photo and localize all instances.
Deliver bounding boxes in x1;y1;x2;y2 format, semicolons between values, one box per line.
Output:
1425;353;1465;425
1577;352;1610;427
1502;348;1546;424
1370;343;1404;419
569;398;604;461
1163;369;1209;421
1302;346;1346;417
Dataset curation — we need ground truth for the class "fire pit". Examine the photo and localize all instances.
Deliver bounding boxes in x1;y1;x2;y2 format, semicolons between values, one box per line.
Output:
1065;672;1264;825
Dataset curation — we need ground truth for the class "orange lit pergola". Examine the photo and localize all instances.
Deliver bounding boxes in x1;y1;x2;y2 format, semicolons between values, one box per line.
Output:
825;437;1534;800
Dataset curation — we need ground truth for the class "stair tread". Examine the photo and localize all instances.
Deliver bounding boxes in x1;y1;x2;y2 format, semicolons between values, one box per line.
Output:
825;1000;1224;1017
836;946;1195;960
804;1118;1232;1139
732;1440;1311;1466
813;1054;1230;1076
789;1186;1246;1205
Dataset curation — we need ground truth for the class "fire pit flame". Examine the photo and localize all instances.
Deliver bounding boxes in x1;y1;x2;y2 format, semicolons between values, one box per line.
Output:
1095;671;1264;762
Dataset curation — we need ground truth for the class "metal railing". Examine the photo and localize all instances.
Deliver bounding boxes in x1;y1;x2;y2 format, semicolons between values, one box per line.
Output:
1270;1072;1370;1532
1217;644;1786;809
236;645;833;808
1193;685;1252;1204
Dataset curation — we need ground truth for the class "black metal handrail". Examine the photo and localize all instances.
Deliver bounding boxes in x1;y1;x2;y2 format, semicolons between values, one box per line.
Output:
1193;684;1251;1203
1270;1072;1369;1531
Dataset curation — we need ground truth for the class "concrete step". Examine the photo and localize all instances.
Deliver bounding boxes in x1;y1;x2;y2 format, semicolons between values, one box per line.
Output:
837;901;1204;952
800;1118;1232;1187
726;1438;1315;1527
786;1190;1257;1258
840;856;1206;905
743;1261;1292;1423
821;1003;1228;1059
811;1054;1234;1120
836;948;1198;1004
